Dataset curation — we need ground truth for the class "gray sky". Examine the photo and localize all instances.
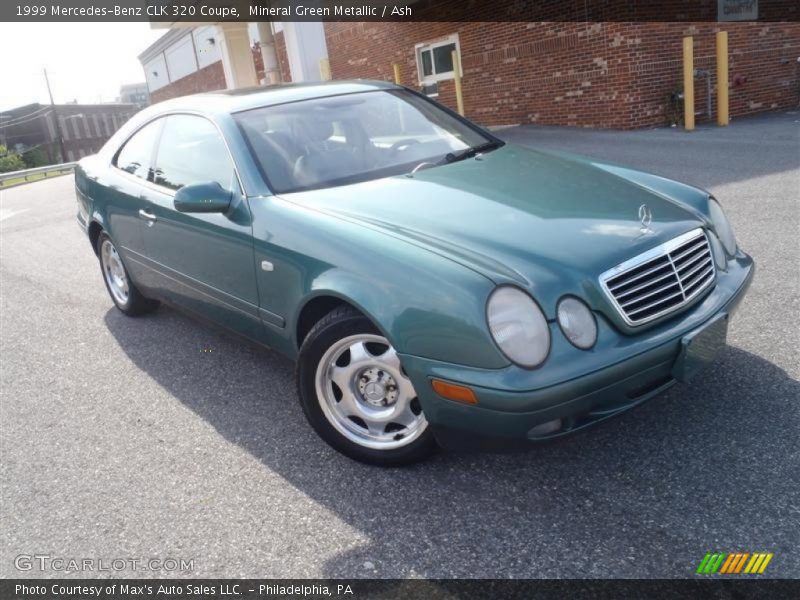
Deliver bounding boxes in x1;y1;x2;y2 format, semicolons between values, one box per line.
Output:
0;23;165;111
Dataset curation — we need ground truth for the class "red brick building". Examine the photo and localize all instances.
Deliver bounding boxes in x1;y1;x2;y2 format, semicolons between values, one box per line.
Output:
324;21;799;128
142;21;800;129
0;102;139;163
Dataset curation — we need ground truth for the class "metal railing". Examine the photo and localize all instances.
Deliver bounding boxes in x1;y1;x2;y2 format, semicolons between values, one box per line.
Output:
0;162;76;188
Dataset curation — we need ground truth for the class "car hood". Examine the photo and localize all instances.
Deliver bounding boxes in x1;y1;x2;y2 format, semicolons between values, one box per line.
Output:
281;144;708;316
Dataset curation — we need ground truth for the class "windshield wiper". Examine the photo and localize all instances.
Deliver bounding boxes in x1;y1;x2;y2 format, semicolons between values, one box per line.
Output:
439;141;502;165
408;141;503;177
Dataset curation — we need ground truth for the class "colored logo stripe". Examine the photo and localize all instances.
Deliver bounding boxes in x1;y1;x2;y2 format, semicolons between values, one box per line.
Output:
744;553;773;574
719;553;736;573
720;553;748;573
696;553;725;574
697;552;773;574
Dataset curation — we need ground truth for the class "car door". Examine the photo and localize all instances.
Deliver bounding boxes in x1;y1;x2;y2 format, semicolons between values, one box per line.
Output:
137;113;262;337
105;119;163;282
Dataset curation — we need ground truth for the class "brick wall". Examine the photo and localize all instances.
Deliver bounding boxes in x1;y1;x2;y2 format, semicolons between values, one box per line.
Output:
149;61;227;104
143;22;799;128
148;34;292;104
630;22;800;126
253;44;264;80
324;21;800;129
274;32;292;82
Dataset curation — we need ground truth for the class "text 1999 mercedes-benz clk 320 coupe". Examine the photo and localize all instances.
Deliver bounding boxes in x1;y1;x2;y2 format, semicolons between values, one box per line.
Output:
75;81;753;465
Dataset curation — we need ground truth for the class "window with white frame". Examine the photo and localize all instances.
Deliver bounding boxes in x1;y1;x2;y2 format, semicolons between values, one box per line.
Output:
415;34;460;86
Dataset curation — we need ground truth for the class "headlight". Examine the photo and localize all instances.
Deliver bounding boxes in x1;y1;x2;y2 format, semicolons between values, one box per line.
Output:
486;286;550;368
557;297;597;349
708;198;736;255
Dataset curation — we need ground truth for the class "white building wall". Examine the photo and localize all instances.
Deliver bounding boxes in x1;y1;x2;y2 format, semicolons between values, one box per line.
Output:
193;26;221;69
165;34;198;81
59;116;69;140
144;55;169;91
45;113;56;141
283;22;328;83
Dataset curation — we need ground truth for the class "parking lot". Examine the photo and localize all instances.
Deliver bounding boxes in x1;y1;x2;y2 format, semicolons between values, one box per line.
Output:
1;110;798;578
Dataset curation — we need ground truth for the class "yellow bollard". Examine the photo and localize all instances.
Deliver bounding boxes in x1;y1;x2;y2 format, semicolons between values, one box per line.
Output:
452;50;464;116
392;63;401;85
716;31;729;126
682;36;695;131
319;58;331;81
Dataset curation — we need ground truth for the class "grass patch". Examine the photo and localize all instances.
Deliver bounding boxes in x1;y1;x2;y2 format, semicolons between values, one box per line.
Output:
0;169;73;189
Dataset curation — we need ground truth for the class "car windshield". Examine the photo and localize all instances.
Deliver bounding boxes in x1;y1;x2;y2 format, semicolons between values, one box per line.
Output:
234;89;496;194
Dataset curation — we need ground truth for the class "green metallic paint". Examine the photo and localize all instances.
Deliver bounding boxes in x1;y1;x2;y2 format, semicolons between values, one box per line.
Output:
410;259;752;450
401;252;751;402
173;182;232;213
672;312;729;383
246;194;505;367
281;143;717;334
74;81;754;447
135;185;262;342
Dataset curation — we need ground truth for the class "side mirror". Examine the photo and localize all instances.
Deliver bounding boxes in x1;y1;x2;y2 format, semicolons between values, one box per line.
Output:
173;182;232;213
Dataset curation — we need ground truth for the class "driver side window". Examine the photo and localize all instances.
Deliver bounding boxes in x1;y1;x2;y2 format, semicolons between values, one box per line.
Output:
153;115;237;192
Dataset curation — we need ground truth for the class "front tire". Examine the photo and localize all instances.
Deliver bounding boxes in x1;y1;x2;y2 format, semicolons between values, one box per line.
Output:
97;232;158;316
296;306;437;466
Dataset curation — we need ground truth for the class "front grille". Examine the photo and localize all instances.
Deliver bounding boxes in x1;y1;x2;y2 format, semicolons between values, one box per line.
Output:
600;229;716;326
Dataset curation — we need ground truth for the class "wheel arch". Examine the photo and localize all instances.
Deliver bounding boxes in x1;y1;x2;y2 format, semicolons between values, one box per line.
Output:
294;291;385;351
88;219;104;255
288;262;506;369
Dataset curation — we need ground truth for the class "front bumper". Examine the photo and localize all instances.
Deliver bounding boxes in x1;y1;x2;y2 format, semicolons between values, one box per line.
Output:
400;251;754;451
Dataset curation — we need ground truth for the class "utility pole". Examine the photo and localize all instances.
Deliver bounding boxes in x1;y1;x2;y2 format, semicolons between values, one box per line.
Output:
44;68;67;162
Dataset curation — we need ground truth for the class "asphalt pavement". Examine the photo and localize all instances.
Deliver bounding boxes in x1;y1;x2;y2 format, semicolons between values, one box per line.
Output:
1;110;798;579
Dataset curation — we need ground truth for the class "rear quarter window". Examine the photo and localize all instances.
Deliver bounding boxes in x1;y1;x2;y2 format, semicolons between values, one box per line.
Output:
114;119;162;180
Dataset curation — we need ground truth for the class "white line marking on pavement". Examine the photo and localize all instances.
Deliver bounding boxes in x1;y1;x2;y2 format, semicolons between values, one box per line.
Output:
0;208;29;222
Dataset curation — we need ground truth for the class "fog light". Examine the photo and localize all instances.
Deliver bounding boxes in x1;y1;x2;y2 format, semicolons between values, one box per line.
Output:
557;297;597;349
528;418;562;437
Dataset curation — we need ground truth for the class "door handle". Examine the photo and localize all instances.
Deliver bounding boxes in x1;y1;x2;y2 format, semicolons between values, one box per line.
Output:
138;209;157;224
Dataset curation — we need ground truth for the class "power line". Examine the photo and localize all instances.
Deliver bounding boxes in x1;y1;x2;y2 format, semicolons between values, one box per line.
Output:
0;110;53;129
0;104;51;123
0;105;52;126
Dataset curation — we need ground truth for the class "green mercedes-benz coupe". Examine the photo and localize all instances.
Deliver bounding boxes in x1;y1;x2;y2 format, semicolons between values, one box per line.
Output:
75;81;753;465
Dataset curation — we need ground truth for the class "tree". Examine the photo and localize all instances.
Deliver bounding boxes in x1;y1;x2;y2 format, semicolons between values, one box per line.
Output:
22;147;49;168
0;144;26;174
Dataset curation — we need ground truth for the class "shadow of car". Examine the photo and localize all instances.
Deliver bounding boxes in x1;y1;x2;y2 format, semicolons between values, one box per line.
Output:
103;304;798;578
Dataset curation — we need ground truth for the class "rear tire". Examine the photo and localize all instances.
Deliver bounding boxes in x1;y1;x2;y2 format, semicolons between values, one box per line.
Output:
296;306;437;466
97;232;158;316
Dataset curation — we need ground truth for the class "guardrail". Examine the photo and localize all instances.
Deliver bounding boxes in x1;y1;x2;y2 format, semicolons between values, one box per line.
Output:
0;162;76;188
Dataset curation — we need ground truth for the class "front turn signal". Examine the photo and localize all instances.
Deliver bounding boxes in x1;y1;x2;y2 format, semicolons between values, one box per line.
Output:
431;379;478;405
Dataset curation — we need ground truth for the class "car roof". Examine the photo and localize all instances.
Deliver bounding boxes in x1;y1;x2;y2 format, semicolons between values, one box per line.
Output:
151;80;401;115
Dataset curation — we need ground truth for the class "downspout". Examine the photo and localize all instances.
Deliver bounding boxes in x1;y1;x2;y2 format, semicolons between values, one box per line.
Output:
694;68;713;121
256;22;282;84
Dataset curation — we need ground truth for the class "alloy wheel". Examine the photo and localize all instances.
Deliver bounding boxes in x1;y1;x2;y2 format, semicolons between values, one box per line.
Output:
100;239;129;306
314;334;427;450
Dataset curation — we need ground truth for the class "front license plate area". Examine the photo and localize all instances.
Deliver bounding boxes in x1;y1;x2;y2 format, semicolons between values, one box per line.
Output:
672;313;728;383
